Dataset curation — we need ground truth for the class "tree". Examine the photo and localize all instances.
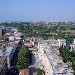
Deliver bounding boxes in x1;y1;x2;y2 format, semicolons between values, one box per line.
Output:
3;45;6;49
59;45;75;72
37;68;42;75
72;60;75;71
17;45;29;70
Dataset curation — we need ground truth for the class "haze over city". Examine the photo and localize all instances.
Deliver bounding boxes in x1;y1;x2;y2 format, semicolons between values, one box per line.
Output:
1;0;75;75
0;0;75;22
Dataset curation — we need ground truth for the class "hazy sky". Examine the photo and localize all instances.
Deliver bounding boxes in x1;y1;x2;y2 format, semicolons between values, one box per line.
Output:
0;0;75;22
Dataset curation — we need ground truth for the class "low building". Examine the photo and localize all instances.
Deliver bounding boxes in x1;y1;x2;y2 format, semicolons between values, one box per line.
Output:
3;47;14;67
19;69;28;75
0;43;17;67
9;36;14;41
0;42;9;49
14;36;21;40
0;56;7;75
0;36;6;42
11;28;18;34
70;39;75;52
24;40;34;48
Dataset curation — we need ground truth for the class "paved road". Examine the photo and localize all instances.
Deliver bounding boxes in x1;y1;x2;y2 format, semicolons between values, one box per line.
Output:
29;53;38;75
8;66;19;75
29;67;37;75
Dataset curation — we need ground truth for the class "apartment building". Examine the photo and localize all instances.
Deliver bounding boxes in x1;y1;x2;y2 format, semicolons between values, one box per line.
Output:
37;39;73;75
39;39;66;47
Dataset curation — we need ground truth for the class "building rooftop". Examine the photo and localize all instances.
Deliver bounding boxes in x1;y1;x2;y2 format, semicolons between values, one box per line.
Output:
38;40;73;74
0;56;6;66
15;36;21;40
20;69;28;75
0;41;9;44
0;36;5;40
39;39;66;44
3;47;13;56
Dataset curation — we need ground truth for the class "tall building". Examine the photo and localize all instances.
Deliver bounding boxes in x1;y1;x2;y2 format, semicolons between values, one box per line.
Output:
0;28;2;36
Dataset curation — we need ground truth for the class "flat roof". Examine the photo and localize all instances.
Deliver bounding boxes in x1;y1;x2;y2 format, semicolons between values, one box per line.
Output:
39;39;66;44
15;36;21;40
3;47;13;56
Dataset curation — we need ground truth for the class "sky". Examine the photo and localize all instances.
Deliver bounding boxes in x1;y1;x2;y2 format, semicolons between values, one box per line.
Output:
0;0;75;22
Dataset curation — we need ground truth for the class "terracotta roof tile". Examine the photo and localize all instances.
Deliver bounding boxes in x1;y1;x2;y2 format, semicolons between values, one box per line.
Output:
21;69;28;75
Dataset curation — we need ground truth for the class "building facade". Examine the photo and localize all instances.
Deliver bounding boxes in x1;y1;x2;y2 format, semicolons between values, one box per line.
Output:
0;56;7;75
0;28;2;36
37;39;73;75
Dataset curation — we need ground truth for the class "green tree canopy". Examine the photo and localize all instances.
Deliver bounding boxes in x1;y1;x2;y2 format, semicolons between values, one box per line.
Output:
37;68;42;75
17;45;29;70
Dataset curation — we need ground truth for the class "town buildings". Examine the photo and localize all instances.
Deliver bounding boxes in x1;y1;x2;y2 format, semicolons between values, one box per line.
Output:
0;56;7;75
37;39;73;75
0;26;22;75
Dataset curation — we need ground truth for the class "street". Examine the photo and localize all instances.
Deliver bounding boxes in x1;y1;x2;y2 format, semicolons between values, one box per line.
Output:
29;53;37;75
5;39;23;75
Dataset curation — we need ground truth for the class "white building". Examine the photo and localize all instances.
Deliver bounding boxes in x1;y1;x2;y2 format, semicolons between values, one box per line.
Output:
70;39;75;52
11;28;18;34
73;39;75;44
37;39;73;75
3;47;14;67
0;43;17;67
39;39;66;47
9;36;14;41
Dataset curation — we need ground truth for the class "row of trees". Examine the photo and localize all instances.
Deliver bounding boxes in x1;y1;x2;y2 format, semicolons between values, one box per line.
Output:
59;45;75;72
17;45;29;70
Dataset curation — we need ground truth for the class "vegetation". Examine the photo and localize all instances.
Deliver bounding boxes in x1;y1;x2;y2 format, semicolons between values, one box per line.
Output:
37;68;43;75
3;45;6;49
22;25;75;41
1;22;75;41
59;45;75;72
17;45;29;70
